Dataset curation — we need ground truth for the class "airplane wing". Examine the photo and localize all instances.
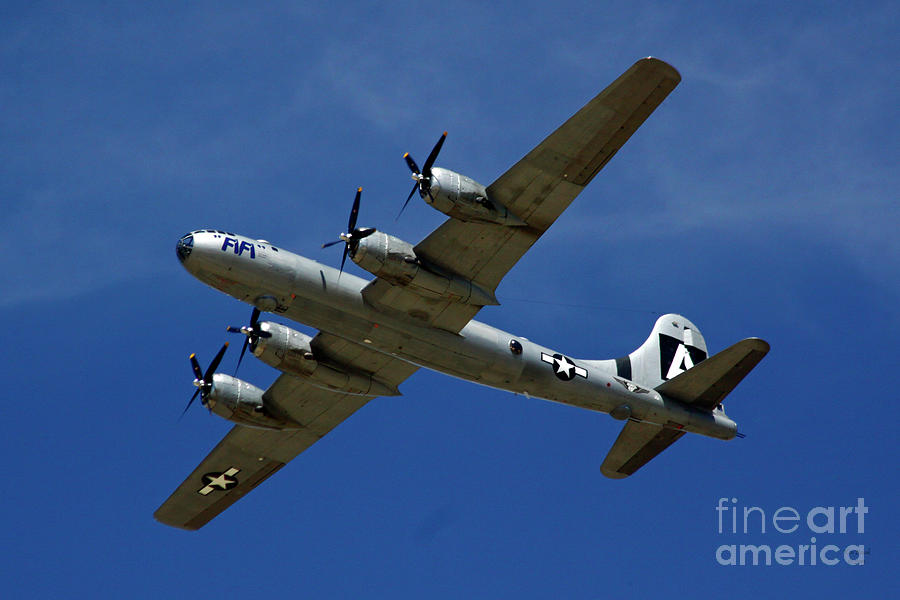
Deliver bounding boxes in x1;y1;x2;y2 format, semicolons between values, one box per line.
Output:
362;57;681;332
599;420;686;479
154;333;418;530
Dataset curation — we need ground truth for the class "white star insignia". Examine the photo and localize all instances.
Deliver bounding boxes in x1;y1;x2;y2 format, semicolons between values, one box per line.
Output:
554;356;575;376
198;467;241;496
541;353;588;380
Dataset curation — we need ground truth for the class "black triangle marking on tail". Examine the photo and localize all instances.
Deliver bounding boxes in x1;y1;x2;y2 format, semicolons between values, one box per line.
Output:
659;333;706;381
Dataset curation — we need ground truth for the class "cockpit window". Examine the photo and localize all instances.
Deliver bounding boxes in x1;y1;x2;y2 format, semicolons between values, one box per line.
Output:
176;234;194;262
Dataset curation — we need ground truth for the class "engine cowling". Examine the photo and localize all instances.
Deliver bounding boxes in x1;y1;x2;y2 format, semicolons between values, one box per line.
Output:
352;232;498;306
427;168;525;226
206;373;300;430
251;322;400;396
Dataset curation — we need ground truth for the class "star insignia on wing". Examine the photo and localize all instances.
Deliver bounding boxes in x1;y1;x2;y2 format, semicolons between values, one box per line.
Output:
198;467;241;495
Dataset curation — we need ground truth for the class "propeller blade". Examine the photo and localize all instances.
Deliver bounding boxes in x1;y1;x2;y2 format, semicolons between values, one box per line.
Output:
181;389;200;419
398;132;446;219
422;131;447;177
348;187;362;232
229;307;264;377
339;243;349;276
353;227;377;240
190;353;203;381
403;152;420;175
397;183;419;220
235;337;250;375
204;342;229;382
183;343;228;419
325;187;370;276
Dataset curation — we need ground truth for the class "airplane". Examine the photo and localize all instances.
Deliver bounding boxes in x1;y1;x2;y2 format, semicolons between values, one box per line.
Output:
156;57;769;530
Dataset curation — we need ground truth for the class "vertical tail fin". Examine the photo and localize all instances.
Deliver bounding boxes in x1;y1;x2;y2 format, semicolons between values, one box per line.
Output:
614;314;709;390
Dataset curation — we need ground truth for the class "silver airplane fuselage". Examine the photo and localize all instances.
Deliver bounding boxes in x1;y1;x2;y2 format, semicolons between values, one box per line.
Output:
177;229;738;441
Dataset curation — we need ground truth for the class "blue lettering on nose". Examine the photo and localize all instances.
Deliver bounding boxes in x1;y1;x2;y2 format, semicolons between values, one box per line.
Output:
221;237;256;259
238;241;256;259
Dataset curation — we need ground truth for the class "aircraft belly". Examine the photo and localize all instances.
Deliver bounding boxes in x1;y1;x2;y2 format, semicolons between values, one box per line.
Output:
279;274;634;416
201;249;735;441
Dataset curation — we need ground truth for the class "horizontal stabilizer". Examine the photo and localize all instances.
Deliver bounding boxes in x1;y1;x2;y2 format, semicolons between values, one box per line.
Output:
655;338;770;410
600;420;685;479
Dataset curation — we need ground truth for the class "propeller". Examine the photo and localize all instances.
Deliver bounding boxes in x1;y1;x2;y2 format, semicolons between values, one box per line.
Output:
398;131;447;219
181;342;229;418
322;187;377;275
225;307;272;375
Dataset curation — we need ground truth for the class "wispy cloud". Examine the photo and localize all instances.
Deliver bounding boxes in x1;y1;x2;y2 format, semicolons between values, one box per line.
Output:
546;4;899;300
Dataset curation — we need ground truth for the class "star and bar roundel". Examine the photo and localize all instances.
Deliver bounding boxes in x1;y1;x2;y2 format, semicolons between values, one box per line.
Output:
541;352;587;381
198;467;240;496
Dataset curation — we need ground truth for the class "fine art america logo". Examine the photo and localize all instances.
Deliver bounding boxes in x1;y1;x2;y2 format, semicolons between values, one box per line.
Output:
714;497;868;566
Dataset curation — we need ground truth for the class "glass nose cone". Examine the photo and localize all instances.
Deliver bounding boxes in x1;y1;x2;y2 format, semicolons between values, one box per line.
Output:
176;234;194;262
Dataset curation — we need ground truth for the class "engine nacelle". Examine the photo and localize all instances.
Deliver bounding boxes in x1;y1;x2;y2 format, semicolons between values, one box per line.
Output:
427;167;525;226
252;322;400;396
206;373;300;430
352;232;499;306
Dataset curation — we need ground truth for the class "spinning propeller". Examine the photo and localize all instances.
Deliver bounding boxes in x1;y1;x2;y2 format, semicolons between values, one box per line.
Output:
226;307;272;375
182;342;229;417
322;187;376;275
399;131;447;219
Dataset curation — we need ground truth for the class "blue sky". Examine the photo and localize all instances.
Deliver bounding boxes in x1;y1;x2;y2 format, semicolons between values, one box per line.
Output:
2;1;897;597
